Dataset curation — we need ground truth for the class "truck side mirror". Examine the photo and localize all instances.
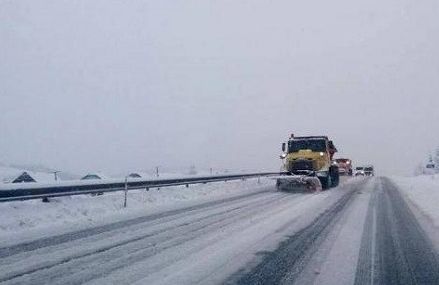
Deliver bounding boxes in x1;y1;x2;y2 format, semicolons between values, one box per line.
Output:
282;143;286;152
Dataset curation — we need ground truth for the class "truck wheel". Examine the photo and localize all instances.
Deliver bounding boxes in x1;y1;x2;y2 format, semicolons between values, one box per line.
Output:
330;166;340;188
319;175;331;190
331;171;339;187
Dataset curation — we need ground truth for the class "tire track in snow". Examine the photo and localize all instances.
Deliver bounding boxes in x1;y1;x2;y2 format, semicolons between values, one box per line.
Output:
1;192;308;284
91;192;319;285
0;188;273;258
226;183;361;285
0;189;280;269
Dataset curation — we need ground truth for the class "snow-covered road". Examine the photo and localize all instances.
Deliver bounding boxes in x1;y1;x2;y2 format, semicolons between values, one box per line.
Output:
0;177;438;285
229;177;439;285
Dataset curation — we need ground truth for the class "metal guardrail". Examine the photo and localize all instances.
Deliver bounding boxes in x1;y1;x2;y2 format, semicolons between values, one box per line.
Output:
0;172;282;202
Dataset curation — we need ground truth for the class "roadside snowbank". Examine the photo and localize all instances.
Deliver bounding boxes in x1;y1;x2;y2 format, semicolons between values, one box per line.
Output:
391;175;439;228
0;178;274;245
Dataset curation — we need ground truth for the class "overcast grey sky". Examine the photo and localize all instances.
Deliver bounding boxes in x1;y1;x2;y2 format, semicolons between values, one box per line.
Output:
1;0;439;175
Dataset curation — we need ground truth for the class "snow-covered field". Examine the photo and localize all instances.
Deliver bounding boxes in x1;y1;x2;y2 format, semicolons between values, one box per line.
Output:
391;175;439;229
0;178;274;246
0;177;363;285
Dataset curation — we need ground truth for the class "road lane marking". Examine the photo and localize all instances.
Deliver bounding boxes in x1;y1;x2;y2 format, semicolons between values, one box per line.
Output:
370;204;377;285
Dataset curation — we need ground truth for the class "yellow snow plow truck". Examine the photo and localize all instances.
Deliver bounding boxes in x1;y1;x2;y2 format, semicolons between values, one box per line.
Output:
276;134;339;192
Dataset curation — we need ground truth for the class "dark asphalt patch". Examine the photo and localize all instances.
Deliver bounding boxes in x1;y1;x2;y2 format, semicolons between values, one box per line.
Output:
226;186;359;285
355;177;439;285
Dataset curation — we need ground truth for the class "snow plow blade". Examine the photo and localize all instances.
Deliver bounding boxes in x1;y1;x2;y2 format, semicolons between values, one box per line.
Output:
274;176;322;192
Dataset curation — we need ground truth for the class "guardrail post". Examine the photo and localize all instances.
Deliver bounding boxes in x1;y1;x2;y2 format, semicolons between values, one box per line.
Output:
142;187;147;202
124;177;128;208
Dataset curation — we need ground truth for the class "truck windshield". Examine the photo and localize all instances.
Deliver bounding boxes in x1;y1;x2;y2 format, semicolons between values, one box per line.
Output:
365;167;374;171
288;139;326;153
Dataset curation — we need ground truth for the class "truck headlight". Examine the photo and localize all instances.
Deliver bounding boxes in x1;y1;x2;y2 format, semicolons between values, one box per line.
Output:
319;152;324;156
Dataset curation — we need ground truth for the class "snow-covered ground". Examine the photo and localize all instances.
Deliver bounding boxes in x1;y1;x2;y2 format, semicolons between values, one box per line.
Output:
391;174;439;229
2;176;437;284
0;178;274;246
0;178;363;285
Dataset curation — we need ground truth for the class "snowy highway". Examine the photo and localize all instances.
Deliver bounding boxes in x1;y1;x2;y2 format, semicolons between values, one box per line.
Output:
0;177;438;285
3;1;439;284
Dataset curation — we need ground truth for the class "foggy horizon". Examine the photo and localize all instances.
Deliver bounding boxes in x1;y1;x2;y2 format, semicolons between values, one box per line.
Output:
2;0;439;176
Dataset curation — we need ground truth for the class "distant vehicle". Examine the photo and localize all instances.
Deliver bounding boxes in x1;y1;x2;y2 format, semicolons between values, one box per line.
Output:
424;163;436;175
364;165;375;176
354;166;365;176
335;158;353;176
355;165;374;176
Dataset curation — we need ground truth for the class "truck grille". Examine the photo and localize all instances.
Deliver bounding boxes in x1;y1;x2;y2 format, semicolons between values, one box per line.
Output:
289;159;314;172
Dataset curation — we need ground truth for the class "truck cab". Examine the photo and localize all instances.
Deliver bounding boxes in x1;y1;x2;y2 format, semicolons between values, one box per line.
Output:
281;135;339;189
335;158;353;176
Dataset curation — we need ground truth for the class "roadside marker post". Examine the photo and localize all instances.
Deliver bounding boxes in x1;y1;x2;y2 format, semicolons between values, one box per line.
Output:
124;176;128;208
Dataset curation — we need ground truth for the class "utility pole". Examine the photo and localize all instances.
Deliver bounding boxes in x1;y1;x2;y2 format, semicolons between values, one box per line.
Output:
53;171;60;181
156;166;159;178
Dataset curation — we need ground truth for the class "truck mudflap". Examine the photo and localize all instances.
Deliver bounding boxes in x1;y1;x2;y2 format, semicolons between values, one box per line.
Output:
274;175;322;192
